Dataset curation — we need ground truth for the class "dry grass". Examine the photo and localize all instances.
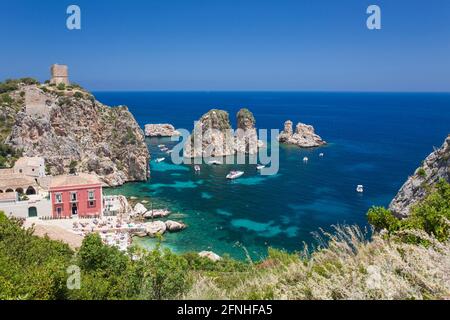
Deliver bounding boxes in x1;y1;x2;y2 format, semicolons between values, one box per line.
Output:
185;226;450;300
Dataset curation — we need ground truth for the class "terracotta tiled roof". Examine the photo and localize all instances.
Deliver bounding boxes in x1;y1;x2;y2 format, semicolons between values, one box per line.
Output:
0;174;37;189
49;173;101;188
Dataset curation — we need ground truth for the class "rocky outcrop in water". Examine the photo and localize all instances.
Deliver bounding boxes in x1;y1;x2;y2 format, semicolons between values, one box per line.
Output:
278;120;326;148
183;109;235;158
183;108;261;158
4;83;150;186
165;220;186;232
389;135;450;218
235;108;259;154
144;123;180;137
146;221;167;237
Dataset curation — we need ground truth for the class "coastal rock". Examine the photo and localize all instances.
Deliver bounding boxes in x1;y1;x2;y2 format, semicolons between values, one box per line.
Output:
145;221;167;237
183;108;262;158
235;108;258;154
165;220;186;232
143;209;170;219
278;120;326;148
183;109;235;158
144;123;180;137
133;203;147;216
389;135;450;218
5;83;150;186
198;251;221;262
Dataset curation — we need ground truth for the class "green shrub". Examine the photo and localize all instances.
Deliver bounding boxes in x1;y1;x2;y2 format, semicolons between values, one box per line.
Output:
19;77;39;85
73;92;83;99
368;179;450;242
1;94;13;104
0;81;18;94
57;83;66;91
417;168;426;178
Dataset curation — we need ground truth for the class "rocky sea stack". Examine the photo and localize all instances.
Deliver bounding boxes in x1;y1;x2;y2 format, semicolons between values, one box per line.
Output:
183;108;260;158
144;123;180;137
279;120;326;148
389;135;450;218
1;79;150;186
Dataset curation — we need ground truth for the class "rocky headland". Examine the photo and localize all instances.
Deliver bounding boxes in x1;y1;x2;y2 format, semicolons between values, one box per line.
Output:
1;79;150;186
183;108;262;158
144;123;180;137
278;120;326;148
389;135;450;218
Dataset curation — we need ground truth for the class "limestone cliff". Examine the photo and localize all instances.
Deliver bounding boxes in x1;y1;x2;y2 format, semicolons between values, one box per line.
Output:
183;108;260;158
183;109;235;158
279;120;326;148
235;108;259;154
2;82;149;186
389;135;450;218
144;123;180;137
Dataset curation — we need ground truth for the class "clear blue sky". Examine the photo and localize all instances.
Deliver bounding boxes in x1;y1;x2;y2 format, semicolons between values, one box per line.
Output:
1;0;449;91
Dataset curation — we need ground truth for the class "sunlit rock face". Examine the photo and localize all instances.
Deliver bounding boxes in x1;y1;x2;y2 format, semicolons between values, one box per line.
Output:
279;120;326;148
389;135;450;218
7;84;150;186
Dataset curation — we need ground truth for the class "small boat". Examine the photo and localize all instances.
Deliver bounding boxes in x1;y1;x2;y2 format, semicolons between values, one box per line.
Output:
155;157;165;163
356;185;364;193
208;160;222;165
161;147;169;152
303;157;309;163
256;165;266;170
194;165;201;172
157;144;165;148
226;171;244;180
319;153;324;157
166;150;173;154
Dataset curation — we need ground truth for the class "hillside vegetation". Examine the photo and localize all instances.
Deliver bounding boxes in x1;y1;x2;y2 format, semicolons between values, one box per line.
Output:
0;180;449;300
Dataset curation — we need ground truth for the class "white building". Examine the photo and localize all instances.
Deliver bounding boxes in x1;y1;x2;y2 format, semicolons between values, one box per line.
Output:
0;192;51;219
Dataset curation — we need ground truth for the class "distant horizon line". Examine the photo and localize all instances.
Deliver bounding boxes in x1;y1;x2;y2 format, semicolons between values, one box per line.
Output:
90;89;450;94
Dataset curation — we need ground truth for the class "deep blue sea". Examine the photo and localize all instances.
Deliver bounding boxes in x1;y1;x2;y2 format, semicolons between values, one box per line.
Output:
94;92;450;260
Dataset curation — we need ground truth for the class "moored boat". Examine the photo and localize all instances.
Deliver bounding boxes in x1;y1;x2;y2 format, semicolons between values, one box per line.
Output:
155;157;165;163
226;170;244;180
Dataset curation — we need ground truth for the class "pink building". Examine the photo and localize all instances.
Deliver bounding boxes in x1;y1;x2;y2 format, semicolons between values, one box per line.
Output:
49;174;103;218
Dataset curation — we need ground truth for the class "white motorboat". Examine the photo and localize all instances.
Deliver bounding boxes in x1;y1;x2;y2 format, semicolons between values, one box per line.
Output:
194;165;201;172
155;157;165;163
356;185;364;193
161;147;169;152
256;165;266;170
166;150;173;154
319;153;324;157
226;171;244;180
303;157;309;163
158;144;165;148
208;160;222;165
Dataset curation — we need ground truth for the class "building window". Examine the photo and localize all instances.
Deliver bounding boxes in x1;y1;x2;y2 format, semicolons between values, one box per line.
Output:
55;193;62;203
88;190;95;200
56;207;62;217
88;200;95;208
70;192;77;202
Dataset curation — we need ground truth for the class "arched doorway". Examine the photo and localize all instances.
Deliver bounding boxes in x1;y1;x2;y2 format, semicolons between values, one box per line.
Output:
28;207;38;218
26;186;36;195
5;189;14;193
0;190;3;193
16;188;24;195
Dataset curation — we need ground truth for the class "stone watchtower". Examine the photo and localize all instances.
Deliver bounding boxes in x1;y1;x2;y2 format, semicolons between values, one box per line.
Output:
50;64;70;85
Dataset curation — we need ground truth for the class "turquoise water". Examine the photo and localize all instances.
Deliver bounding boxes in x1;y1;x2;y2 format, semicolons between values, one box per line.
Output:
97;92;450;260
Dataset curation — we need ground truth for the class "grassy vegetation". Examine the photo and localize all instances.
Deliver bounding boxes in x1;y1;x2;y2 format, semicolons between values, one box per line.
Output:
0;181;449;300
